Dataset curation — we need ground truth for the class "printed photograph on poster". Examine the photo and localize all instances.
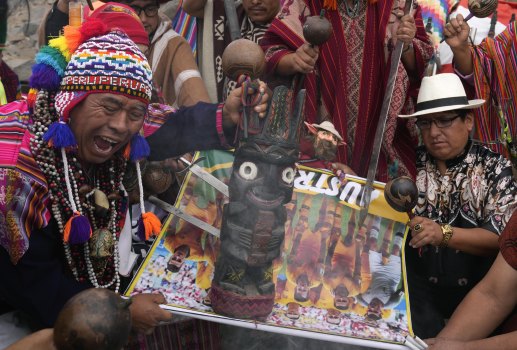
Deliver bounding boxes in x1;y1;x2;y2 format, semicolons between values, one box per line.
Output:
126;150;414;348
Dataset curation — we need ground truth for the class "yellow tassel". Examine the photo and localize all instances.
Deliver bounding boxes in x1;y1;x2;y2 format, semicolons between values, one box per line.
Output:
142;212;161;240
63;25;82;53
27;89;38;108
49;36;71;61
324;0;337;10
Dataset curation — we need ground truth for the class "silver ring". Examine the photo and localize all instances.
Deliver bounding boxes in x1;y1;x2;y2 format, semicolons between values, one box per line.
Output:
413;223;423;233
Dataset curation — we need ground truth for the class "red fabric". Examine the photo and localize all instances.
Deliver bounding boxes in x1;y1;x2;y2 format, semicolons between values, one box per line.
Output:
262;0;433;180
88;2;149;46
298;138;333;170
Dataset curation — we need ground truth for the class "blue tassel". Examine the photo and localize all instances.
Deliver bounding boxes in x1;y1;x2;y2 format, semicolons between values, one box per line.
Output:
64;212;92;245
29;63;62;91
43;121;77;148
130;133;150;161
35;46;67;77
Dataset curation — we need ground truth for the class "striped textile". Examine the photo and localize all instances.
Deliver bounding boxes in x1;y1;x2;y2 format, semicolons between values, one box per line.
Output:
419;0;459;46
0;100;51;264
471;21;517;160
172;0;198;58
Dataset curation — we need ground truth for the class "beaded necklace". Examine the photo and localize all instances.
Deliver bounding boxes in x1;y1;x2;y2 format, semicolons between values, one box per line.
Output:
30;90;127;292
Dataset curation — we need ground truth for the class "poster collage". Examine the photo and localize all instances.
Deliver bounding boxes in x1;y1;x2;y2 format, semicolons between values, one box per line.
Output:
126;150;413;347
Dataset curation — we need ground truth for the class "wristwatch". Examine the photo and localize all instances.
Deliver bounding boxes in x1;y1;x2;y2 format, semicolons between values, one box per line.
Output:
440;224;454;248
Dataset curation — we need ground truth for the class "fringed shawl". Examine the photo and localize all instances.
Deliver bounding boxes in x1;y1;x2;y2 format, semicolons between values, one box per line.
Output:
471;21;517;160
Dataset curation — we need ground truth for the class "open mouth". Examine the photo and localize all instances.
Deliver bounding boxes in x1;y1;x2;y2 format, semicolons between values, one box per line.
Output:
93;136;119;155
169;259;183;268
246;189;284;209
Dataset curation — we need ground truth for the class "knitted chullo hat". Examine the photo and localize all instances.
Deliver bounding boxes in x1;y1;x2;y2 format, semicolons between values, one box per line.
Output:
87;2;149;47
28;18;160;246
54;29;152;125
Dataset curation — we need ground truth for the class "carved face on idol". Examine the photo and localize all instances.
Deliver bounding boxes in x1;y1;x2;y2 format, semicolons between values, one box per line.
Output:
229;142;297;211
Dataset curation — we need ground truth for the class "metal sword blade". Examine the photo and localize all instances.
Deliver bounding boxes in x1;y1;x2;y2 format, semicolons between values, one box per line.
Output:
148;196;220;238
180;157;230;198
358;0;414;228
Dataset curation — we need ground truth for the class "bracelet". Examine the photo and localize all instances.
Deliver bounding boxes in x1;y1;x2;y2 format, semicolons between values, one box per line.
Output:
439;224;454;248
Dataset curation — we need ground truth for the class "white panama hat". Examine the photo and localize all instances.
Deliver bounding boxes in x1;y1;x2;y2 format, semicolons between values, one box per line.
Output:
398;73;485;118
304;121;343;141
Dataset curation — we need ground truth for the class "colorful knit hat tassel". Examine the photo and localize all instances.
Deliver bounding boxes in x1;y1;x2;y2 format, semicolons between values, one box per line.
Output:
135;160;161;241
129;132;150;162
43;120;77;148
61;148;92;244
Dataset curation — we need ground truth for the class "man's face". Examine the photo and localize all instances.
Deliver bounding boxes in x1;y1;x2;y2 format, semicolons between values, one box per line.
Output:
319;213;334;235
69;93;147;165
286;302;301;320
317;130;338;146
334;285;350;310
242;0;280;24
295;278;309;298
313;131;338;161
366;298;383;320
418;111;473;162
326;309;341;325
128;0;160;35
168;248;188;269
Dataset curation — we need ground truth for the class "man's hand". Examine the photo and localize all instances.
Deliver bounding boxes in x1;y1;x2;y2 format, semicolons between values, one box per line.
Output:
222;80;269;128
290;43;319;74
129;293;173;335
396;14;417;45
408;217;443;249
444;14;470;50
331;162;356;176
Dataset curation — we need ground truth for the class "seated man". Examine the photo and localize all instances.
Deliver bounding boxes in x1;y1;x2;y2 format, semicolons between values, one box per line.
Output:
398;73;517;338
426;211;517;349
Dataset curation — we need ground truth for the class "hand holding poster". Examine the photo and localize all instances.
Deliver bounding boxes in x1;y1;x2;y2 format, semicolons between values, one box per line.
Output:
126;150;424;349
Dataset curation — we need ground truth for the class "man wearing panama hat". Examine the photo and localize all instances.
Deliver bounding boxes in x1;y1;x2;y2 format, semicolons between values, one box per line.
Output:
399;73;517;338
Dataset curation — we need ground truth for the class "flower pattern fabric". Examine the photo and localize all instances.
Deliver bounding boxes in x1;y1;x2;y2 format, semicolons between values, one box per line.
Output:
414;140;517;288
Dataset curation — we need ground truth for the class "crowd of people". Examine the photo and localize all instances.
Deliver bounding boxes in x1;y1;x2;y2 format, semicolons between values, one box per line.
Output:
0;0;516;349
